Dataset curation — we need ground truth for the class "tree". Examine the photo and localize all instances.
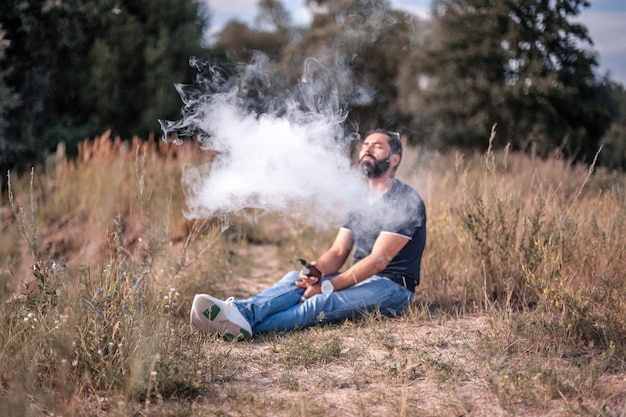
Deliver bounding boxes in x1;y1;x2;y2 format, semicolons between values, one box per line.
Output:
0;0;210;172
419;0;615;160
255;0;293;31
411;0;507;148
215;0;293;63
282;0;426;134
80;0;210;139
216;20;290;63
599;82;626;170
0;25;18;172
0;0;107;171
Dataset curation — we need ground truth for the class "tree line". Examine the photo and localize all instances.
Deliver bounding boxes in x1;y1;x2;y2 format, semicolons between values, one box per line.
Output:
1;0;625;176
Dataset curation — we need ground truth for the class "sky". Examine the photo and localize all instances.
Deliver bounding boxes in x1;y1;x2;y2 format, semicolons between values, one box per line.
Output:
205;0;626;86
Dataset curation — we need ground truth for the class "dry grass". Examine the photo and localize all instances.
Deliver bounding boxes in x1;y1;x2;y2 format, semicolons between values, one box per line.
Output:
1;131;625;416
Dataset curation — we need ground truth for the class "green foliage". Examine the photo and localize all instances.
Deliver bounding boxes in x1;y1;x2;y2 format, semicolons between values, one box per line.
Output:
1;0;112;170
0;27;14;112
420;0;615;161
600;84;626;169
0;0;212;173
80;0;211;137
0;26;18;172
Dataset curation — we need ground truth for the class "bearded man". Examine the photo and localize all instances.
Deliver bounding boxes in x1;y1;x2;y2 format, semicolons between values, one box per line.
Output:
190;129;427;339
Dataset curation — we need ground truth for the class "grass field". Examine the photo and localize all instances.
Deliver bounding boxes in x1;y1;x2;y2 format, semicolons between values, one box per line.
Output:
1;131;625;416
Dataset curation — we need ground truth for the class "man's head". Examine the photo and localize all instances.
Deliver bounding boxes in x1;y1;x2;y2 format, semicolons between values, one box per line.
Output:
358;129;403;179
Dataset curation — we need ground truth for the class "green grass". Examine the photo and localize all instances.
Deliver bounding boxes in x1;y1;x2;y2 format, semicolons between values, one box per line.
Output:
1;131;625;416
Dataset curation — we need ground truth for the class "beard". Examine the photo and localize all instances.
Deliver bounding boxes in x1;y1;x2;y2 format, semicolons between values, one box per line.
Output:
359;154;390;179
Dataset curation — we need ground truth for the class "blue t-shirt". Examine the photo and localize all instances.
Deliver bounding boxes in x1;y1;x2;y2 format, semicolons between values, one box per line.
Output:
341;179;426;292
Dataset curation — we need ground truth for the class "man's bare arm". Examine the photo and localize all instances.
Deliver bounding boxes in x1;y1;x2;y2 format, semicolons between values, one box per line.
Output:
313;228;353;276
330;233;409;291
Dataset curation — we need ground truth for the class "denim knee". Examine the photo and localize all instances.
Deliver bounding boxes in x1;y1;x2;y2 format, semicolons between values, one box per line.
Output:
277;270;301;285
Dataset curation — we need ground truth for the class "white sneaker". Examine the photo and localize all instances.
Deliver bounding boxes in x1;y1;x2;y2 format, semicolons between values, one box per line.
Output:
190;294;252;340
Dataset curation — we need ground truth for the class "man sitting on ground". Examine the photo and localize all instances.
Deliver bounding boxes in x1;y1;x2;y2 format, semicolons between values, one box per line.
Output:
190;129;427;339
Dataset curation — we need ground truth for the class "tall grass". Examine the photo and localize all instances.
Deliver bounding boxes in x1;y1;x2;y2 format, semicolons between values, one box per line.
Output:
1;133;241;416
1;131;625;415
420;136;624;325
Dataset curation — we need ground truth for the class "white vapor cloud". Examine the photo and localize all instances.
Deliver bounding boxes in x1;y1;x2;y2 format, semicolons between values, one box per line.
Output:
161;55;369;229
182;103;365;224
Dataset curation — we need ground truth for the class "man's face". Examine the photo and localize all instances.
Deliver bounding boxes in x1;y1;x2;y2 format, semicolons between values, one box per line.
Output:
358;132;393;178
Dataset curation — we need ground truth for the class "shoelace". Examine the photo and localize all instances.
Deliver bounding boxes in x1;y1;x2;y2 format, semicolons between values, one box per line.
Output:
225;296;235;304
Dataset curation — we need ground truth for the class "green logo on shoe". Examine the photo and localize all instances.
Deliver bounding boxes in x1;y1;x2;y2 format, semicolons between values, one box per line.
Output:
202;305;221;321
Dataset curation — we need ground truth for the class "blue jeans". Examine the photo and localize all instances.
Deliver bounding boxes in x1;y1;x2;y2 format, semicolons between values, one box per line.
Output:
233;270;414;334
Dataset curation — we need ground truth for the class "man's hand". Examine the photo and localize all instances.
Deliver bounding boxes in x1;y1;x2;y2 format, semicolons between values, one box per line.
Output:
295;261;324;300
295;273;320;294
296;273;320;286
299;282;322;300
296;261;323;285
